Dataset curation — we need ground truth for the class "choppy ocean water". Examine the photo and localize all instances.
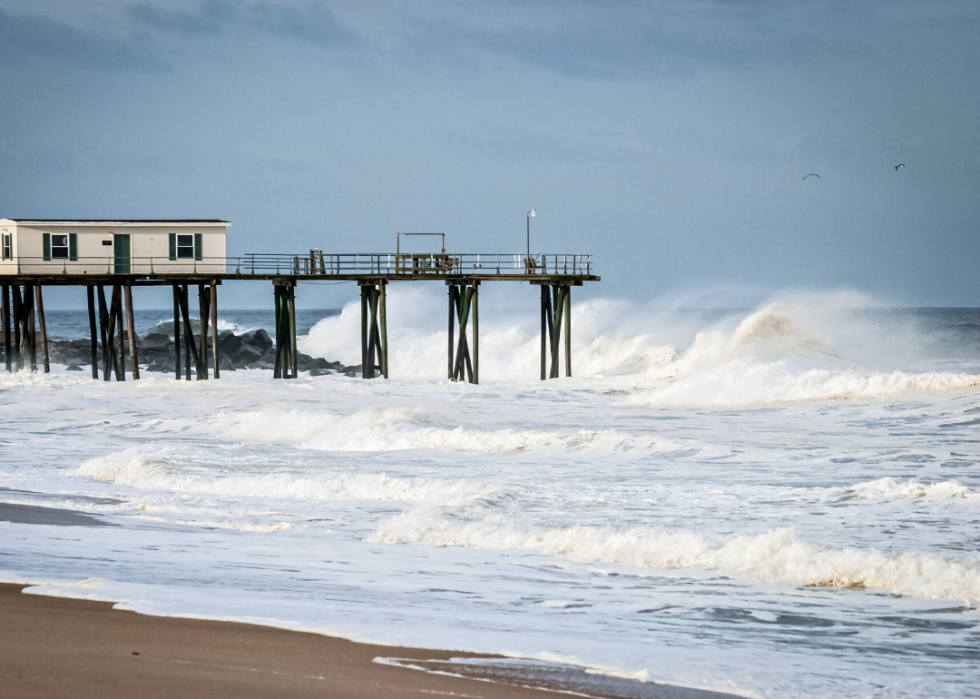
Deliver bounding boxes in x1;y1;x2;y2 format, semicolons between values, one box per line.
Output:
2;291;978;699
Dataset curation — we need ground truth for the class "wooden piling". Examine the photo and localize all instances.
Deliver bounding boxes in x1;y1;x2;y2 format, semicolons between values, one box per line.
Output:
12;286;22;371
273;287;283;379
540;286;547;381
124;285;139;379
564;285;571;378
288;285;297;379
379;282;388;379
172;285;181;380
98;286;111;381
86;286;97;380
2;285;10;373
197;284;209;380
34;286;49;373
180;286;191;380
360;286;369;379
23;285;37;372
472;283;478;385
112;286;125;381
447;286;455;380
210;281;219;379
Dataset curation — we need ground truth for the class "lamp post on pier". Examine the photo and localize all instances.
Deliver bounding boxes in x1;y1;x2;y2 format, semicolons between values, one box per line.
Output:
526;208;536;270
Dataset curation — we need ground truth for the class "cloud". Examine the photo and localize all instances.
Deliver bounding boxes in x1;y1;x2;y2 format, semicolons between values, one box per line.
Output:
128;1;352;48
0;7;166;70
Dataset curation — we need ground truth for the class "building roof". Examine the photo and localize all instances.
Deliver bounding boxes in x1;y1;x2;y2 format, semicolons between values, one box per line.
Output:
2;219;229;225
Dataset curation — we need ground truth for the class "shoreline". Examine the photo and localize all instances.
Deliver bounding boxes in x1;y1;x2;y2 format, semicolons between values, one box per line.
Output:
0;582;741;699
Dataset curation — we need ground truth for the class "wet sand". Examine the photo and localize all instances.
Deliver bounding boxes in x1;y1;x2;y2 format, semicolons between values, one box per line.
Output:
0;582;739;699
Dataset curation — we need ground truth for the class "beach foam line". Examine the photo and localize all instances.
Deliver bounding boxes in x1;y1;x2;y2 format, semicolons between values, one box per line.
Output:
210;405;677;454
370;513;980;604
75;447;501;504
841;477;978;503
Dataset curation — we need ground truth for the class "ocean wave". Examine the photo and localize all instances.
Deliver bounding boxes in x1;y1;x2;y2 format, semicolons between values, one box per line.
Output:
211;406;667;454
843;478;977;503
371;513;980;604
75;447;498;504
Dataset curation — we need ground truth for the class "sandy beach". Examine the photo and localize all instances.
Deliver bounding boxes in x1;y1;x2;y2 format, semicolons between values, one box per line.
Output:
0;582;736;699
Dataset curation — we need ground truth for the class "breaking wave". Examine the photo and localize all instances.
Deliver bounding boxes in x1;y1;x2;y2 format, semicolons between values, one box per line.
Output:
371;513;980;604
843;478;978;503
625;305;980;406
75;447;497;504
211;406;666;454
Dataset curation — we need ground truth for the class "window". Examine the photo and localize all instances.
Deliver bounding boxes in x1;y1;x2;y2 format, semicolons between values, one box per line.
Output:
51;234;69;259
176;234;194;259
1;233;10;260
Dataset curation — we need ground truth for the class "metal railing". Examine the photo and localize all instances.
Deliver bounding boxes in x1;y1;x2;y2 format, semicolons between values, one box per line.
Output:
242;252;594;276
3;253;594;277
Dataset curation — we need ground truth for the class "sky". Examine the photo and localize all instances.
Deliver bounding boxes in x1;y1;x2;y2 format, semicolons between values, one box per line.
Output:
1;0;979;309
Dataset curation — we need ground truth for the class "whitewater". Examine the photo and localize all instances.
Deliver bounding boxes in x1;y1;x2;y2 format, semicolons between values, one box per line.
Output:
1;289;978;699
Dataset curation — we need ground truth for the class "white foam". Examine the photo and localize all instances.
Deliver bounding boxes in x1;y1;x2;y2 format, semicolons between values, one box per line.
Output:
845;478;977;503
371;514;980;604
75;447;497;504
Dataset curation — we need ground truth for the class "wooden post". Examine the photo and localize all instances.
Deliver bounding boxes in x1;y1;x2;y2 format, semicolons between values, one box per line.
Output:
2;285;10;373
288;285;297;379
35;286;49;373
540;285;547;381
210;281;219;379
124;285;139;379
447;285;455;380
24;284;37;373
179;285;199;380
472;282;478;385
12;286;22;371
197;284;209;380
98;286;111;381
360;286;369;379
366;287;378;379
379;282;388;379
549;287;563;380
181;286;191;380
87;286;98;380
564;285;571;378
172;285;181;380
113;285;125;381
273;286;283;379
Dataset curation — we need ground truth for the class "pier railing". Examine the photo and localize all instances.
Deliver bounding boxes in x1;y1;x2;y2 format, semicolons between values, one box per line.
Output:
5;253;594;278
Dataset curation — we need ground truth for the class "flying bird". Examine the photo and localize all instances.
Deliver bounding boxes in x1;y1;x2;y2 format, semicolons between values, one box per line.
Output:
895;164;905;171
802;173;820;180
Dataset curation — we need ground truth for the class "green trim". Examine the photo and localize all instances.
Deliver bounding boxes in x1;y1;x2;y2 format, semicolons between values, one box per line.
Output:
43;233;51;261
169;233;177;261
194;233;203;261
69;233;78;261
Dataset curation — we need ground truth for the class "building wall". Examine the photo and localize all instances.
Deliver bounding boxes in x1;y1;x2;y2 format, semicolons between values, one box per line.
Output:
0;224;227;276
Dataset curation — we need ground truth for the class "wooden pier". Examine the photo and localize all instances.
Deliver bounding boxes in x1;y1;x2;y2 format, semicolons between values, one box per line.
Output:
1;251;598;383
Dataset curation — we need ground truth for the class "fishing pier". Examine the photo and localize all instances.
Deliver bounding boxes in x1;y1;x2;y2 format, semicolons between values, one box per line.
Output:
0;221;599;384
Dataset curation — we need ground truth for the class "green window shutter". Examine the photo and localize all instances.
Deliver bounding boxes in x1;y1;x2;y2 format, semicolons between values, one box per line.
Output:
194;233;203;261
69;233;78;261
169;233;177;261
43;233;51;261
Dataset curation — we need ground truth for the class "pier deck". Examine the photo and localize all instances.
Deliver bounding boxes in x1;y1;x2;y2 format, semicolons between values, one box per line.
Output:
2;252;599;384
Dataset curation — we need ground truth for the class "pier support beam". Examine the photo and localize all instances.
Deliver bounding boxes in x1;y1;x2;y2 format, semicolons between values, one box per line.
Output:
87;286;97;379
35;286;49;373
535;283;574;380
447;281;478;384
2;285;9;373
210;281;220;379
359;281;388;379
273;281;297;379
124;285;139;380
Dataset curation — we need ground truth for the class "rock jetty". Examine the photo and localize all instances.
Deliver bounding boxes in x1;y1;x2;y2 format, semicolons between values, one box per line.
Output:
13;329;360;376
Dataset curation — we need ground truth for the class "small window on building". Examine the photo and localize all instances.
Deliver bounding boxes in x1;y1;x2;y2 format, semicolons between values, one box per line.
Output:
51;234;70;259
176;234;195;259
1;233;10;260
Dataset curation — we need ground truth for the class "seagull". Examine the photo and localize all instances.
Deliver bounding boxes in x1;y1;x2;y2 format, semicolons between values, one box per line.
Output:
895;164;905;171
802;173;820;180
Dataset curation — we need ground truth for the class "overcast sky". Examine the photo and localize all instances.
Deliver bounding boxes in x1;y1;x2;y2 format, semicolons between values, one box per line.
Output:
1;0;978;308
